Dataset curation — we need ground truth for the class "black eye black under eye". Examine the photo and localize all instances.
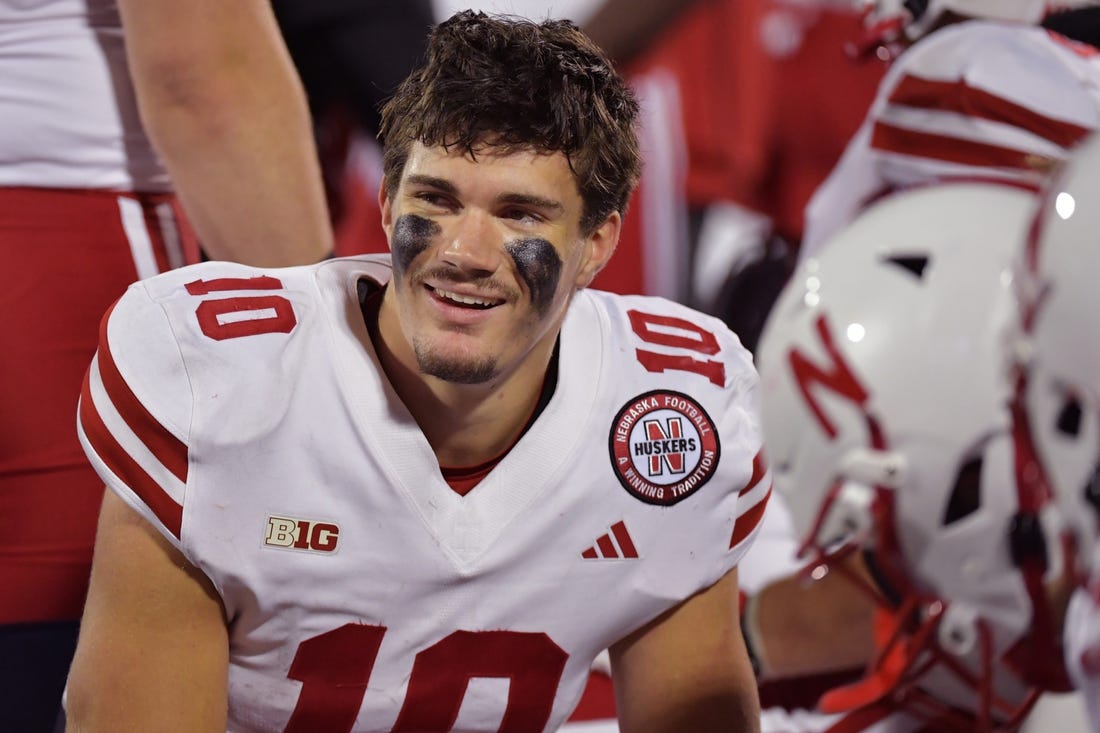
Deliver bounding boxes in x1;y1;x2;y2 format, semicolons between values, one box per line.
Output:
391;214;440;277
506;238;562;317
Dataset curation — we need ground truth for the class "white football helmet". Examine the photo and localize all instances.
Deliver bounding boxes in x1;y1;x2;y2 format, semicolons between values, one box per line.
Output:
1011;131;1100;582
857;0;1046;45
757;181;1069;728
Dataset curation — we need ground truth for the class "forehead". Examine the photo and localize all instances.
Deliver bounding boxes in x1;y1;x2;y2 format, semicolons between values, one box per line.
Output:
400;141;581;202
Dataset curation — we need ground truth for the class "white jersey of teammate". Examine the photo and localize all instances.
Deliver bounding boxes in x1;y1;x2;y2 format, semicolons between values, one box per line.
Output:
0;0;169;190
1066;550;1100;732
801;19;1100;260
77;254;769;732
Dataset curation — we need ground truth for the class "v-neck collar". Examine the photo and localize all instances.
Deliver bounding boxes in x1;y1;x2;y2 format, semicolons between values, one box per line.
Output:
316;258;604;567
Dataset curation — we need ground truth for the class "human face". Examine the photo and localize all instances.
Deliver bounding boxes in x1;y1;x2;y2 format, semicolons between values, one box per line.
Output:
379;142;617;386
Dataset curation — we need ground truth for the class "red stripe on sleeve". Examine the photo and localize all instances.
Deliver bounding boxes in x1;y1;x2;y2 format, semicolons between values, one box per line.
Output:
80;369;183;539
95;303;188;483
887;74;1091;149
871;120;1055;171
730;485;771;550
739;452;767;497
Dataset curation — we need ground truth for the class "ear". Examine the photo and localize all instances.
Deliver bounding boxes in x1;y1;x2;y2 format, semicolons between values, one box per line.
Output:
379;178;394;246
574;211;621;289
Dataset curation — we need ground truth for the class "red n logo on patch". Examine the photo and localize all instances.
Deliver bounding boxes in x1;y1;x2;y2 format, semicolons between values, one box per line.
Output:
789;314;869;439
643;417;685;475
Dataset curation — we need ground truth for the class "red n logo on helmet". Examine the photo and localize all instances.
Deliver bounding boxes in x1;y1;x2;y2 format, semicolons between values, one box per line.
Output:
788;314;869;439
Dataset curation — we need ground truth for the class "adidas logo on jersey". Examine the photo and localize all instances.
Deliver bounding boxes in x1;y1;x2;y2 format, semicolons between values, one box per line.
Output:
264;515;340;553
581;521;639;560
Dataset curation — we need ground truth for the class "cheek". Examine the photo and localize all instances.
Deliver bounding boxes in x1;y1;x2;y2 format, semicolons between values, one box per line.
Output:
392;215;440;277
506;238;563;317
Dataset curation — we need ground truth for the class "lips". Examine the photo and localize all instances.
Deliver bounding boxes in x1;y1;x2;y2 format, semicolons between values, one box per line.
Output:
427;285;505;310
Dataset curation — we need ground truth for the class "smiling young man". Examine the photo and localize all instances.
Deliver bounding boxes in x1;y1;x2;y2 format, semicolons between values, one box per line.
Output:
67;11;767;732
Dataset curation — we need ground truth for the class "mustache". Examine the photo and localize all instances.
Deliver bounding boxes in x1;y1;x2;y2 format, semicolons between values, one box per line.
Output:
412;264;518;300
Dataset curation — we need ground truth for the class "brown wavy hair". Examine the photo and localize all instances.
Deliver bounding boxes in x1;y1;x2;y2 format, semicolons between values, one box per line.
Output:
378;10;642;235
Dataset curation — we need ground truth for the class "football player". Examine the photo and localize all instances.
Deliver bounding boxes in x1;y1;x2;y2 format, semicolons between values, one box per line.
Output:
756;181;1075;731
0;0;331;728
1008;130;1100;732
66;11;769;732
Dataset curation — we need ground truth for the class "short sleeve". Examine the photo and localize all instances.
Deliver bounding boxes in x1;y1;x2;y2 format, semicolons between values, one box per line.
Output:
77;280;193;547
869;23;1097;177
723;361;772;570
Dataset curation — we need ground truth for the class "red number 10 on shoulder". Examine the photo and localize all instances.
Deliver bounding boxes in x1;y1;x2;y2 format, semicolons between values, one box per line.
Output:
628;309;726;387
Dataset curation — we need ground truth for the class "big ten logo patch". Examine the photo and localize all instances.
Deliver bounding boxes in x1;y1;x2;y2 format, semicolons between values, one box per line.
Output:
265;515;340;553
609;390;720;506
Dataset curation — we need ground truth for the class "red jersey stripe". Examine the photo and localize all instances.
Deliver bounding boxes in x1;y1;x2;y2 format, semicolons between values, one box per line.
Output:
80;370;183;538
871;120;1057;170
95;303;188;483
887;74;1091;149
739;451;767;497
730;485;771;550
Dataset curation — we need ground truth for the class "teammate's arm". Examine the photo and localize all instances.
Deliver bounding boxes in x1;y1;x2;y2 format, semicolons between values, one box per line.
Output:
583;0;702;65
750;554;877;679
609;567;761;733
117;0;333;266
65;492;229;732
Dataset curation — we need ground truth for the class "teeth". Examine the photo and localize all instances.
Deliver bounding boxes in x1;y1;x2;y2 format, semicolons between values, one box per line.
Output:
435;288;497;307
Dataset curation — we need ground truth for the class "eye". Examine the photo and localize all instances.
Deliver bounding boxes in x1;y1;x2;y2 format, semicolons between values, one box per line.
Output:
413;191;455;210
501;207;542;224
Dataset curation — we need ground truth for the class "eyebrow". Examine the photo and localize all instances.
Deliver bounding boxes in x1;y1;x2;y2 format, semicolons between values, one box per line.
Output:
498;192;565;215
404;174;565;215
405;174;458;194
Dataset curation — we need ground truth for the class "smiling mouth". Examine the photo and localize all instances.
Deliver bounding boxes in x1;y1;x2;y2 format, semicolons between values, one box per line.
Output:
428;285;505;310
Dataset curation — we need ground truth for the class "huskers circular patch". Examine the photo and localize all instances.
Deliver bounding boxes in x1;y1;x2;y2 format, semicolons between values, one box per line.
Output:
609;390;721;506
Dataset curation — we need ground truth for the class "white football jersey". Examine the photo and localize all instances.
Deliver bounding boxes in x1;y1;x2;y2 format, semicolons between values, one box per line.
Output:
0;0;169;190
1066;560;1100;732
77;254;770;732
802;20;1100;260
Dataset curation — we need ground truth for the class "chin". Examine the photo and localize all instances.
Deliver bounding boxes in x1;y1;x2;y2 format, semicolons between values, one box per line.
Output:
414;347;499;385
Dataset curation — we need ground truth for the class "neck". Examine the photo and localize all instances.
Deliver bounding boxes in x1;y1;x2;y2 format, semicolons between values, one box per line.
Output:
369;285;557;467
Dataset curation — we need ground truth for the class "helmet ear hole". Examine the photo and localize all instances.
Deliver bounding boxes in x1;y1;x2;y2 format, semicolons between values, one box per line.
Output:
903;0;930;22
1084;467;1100;514
882;254;930;279
943;457;982;526
1055;396;1083;437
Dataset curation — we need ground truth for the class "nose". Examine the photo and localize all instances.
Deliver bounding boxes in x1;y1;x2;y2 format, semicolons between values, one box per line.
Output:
439;209;505;275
